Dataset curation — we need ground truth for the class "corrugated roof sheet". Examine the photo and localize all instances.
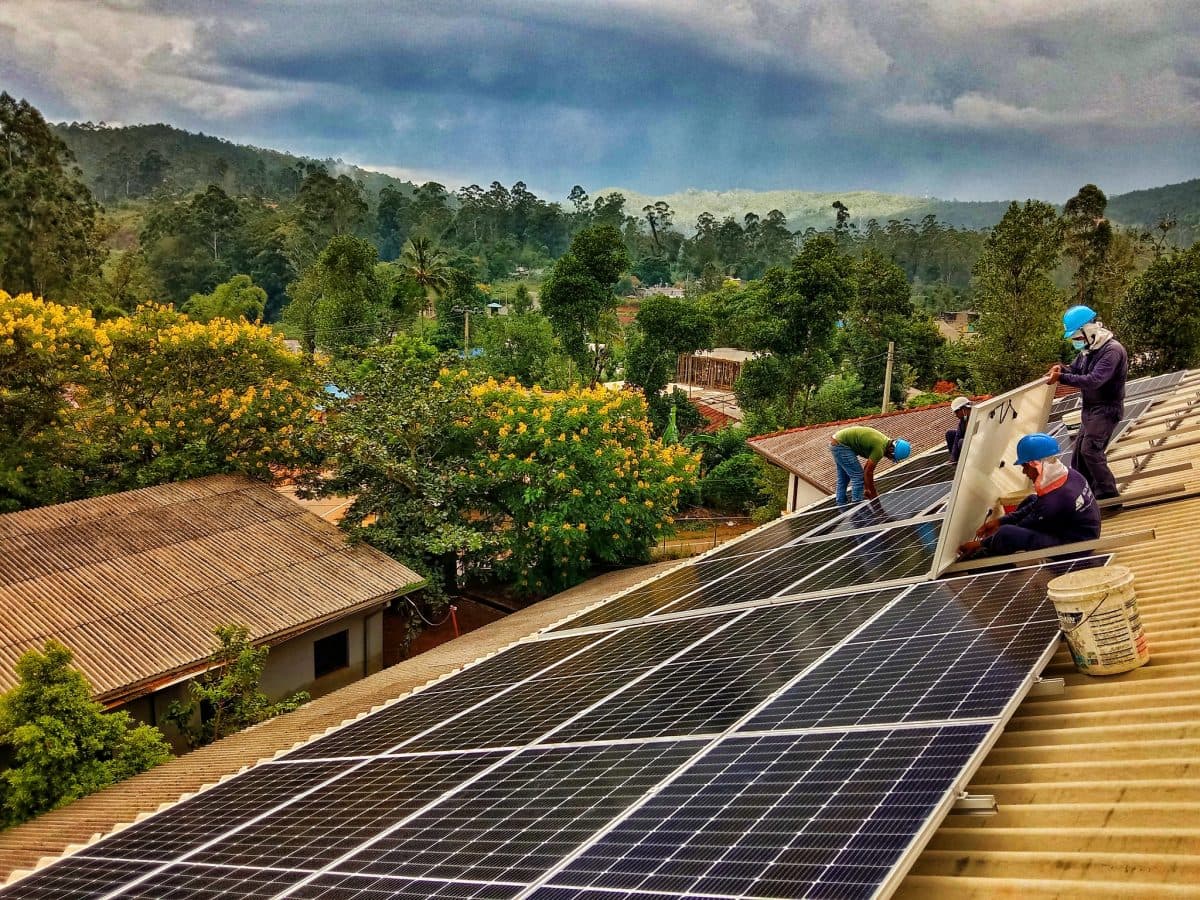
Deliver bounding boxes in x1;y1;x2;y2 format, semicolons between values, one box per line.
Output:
748;401;970;490
5;379;1200;895
0;475;423;704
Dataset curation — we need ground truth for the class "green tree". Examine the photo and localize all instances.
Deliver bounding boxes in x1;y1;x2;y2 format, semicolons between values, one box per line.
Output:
734;235;856;427
182;274;267;323
1116;243;1200;375
284;235;385;355
0;93;106;300
624;294;714;430
477;310;567;387
1061;184;1136;323
165;625;309;750
971;200;1064;391
0;641;171;827
539;225;630;385
401;236;451;315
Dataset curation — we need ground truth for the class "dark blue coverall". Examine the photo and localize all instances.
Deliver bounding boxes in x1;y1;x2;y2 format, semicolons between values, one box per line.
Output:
1058;339;1128;498
945;417;967;463
982;468;1101;555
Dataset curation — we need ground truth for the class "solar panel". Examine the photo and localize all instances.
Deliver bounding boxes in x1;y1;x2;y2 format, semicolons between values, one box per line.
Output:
697;506;849;561
540;724;992;900
811;482;949;536
293;875;520;899
551;589;902;744
791;521;941;594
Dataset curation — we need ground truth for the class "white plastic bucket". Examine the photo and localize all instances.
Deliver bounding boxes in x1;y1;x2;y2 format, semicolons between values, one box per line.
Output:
1047;565;1150;675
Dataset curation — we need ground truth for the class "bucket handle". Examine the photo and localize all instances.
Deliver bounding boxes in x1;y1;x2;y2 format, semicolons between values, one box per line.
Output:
1060;590;1110;635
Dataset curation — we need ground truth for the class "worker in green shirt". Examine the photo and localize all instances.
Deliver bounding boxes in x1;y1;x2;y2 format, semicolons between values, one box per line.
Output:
830;426;912;505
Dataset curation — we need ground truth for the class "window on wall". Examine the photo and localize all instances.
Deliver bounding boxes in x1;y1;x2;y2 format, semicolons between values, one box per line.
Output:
313;630;350;679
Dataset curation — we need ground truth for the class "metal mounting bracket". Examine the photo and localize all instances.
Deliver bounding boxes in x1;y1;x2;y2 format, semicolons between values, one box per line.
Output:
950;792;998;816
1027;676;1065;697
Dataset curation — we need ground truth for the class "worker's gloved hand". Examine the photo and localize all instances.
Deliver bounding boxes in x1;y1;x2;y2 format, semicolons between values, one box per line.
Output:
957;539;984;559
1046;364;1062;384
976;518;1001;539
864;488;878;500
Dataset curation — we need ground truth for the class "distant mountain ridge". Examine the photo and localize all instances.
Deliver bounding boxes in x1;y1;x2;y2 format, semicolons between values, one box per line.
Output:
53;122;1196;237
598;184;1197;234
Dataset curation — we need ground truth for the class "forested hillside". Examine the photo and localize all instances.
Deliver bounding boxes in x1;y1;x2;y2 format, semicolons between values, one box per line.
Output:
52;122;416;203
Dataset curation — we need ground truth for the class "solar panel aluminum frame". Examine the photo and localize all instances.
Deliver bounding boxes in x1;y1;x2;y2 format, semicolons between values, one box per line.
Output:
931;378;1056;576
868;595;1075;900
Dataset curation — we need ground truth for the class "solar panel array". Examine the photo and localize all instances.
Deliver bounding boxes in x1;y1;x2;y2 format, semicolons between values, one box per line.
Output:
5;371;1187;900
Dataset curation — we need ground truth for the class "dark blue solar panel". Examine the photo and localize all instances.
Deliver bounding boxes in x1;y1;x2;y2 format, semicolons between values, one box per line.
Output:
542;725;991;900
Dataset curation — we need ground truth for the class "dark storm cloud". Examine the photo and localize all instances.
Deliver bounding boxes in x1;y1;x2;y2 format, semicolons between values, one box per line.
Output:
1;0;1197;200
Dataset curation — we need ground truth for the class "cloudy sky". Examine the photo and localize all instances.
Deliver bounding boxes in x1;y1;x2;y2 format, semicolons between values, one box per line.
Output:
3;0;1198;201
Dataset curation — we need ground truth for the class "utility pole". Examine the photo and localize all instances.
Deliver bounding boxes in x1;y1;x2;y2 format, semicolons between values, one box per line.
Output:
463;309;470;359
881;340;895;413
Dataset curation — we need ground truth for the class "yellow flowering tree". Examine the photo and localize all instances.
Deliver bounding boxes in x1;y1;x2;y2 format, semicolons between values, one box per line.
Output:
462;380;699;594
72;304;321;491
0;292;98;509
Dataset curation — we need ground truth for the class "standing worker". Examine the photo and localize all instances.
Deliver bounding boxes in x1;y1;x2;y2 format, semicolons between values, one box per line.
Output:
957;432;1100;559
829;426;911;505
946;397;972;464
1047;305;1128;500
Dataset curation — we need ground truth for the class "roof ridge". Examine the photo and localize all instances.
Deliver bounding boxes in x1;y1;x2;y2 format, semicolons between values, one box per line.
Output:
748;395;990;443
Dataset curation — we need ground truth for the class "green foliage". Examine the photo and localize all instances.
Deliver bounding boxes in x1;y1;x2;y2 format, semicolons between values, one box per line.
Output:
734;236;856;427
0;641;171;827
971;201;1065;392
805;373;873;425
476;310;569;387
165;625;308;750
182;274;267;323
1116;243;1200;375
309;351;696;596
0;93;106;301
625;294;714;431
284;235;385;355
539;225;630;384
906;392;953;409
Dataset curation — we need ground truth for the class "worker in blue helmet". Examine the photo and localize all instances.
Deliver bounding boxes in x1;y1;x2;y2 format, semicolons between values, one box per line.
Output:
829;426;911;505
1046;304;1127;500
957;432;1100;559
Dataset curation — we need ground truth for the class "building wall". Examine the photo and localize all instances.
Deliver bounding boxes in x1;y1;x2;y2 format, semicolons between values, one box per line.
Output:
124;607;387;753
787;474;828;513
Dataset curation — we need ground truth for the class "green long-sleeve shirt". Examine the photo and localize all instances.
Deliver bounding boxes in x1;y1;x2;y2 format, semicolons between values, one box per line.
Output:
833;426;889;463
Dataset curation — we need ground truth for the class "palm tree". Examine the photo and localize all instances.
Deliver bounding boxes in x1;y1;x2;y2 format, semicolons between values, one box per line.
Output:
401;236;451;315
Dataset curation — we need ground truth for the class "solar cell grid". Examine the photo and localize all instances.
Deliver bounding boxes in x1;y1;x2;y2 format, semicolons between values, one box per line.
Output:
292;874;521;899
794;521;941;594
0;857;159;900
83;759;352;860
337;742;700;885
100;862;305;898
544;725;991;900
656;538;860;615
551;590;901;744
190;753;500;871
810;482;949;536
745;623;1057;730
697;507;847;561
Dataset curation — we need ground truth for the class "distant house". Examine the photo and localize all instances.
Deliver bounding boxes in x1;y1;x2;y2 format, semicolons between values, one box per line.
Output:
748;402;962;511
0;475;424;748
676;348;757;391
642;284;685;298
936;310;980;343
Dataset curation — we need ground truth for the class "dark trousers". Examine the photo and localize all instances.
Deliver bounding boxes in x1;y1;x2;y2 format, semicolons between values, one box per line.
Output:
1073;406;1120;497
985;524;1062;555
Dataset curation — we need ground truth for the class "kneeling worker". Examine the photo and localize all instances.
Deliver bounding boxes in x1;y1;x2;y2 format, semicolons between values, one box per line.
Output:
946;396;972;464
829;426;912;505
957;432;1100;559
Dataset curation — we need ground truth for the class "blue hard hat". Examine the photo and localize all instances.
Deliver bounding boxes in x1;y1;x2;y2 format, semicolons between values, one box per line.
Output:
890;438;911;461
1062;305;1097;338
1014;432;1061;465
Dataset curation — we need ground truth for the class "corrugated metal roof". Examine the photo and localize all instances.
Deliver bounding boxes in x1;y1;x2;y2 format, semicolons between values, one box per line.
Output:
0;475;424;705
4;381;1200;894
748;401;970;490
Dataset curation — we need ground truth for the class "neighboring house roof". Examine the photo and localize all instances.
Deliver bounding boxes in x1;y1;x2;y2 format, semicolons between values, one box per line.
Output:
4;377;1200;895
747;401;968;493
690;399;736;433
0;475;424;706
